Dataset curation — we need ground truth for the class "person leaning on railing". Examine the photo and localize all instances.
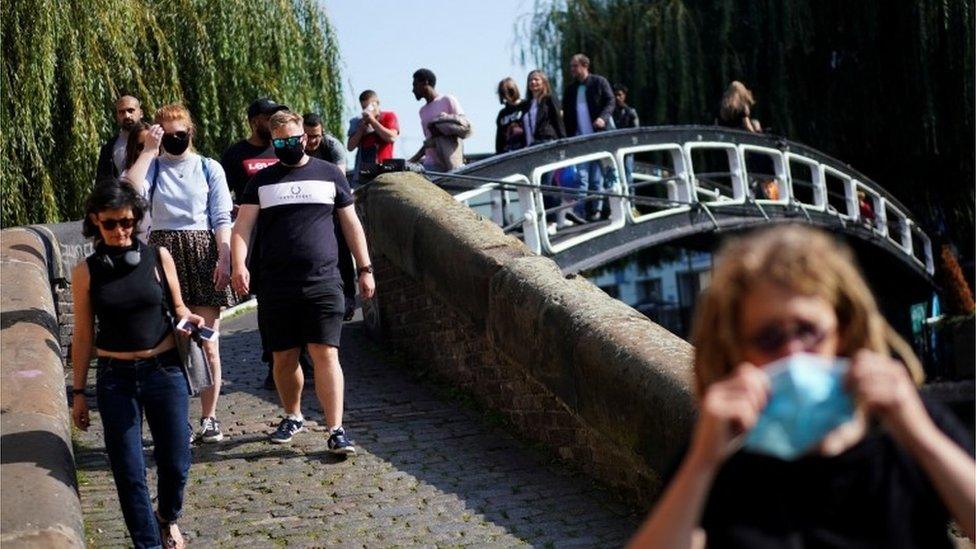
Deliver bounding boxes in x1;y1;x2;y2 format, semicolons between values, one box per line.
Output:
71;181;204;548
716;81;778;200
519;69;577;233
628;225;975;549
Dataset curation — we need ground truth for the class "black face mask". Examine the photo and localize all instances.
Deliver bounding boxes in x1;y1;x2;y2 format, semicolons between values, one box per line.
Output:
257;126;272;141
161;132;191;155
273;142;305;165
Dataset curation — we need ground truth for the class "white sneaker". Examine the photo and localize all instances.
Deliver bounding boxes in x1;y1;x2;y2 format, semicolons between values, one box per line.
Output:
199;416;224;443
547;222;558;235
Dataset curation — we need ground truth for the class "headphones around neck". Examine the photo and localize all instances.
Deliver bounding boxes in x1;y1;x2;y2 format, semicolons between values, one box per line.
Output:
96;241;142;270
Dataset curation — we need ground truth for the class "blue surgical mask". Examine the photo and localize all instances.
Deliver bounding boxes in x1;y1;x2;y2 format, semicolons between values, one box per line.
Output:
743;353;855;460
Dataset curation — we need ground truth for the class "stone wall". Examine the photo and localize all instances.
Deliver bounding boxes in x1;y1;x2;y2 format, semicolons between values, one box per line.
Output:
0;227;84;548
360;173;697;506
35;221;91;363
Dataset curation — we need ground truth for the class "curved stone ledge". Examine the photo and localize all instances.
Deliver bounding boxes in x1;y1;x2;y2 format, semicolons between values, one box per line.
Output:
0;228;83;548
362;173;696;503
489;256;696;475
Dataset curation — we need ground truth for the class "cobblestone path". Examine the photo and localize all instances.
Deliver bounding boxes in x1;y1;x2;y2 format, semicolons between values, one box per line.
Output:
75;311;641;547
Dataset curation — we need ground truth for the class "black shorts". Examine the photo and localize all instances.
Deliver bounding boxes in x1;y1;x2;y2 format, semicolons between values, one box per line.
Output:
257;281;344;351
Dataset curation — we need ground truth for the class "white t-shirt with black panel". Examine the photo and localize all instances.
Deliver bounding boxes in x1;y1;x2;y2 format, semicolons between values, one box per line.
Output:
240;157;354;293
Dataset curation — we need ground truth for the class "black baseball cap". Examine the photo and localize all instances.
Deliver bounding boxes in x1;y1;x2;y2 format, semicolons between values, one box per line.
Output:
247;98;288;119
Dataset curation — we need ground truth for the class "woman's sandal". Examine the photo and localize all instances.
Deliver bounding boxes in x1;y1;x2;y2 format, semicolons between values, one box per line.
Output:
156;513;185;549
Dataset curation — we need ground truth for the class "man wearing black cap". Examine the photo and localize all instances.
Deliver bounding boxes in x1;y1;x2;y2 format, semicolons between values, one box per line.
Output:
220;98;289;204
221;98;313;389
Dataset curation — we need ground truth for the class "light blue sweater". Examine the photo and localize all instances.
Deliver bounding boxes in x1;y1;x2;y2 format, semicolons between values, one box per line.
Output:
146;153;232;231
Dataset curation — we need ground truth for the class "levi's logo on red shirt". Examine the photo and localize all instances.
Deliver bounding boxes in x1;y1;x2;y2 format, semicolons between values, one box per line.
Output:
243;157;279;176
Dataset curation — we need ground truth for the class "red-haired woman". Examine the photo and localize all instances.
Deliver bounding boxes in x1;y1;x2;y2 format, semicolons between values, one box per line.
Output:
127;103;233;444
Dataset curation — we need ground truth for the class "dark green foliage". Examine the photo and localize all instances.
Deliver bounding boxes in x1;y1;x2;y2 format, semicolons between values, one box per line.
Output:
2;0;343;227
520;0;975;252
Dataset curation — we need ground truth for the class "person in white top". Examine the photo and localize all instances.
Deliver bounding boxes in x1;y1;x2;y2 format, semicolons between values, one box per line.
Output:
125;103;234;445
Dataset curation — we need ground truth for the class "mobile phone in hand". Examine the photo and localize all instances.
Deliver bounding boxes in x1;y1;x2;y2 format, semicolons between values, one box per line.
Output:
175;318;218;340
175;317;195;332
196;325;218;341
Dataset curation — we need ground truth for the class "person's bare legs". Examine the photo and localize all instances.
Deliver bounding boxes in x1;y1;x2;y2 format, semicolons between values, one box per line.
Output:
192;306;221;419
272;347;304;416
306;343;343;429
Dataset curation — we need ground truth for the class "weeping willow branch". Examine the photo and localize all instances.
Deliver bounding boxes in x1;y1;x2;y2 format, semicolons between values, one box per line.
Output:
1;0;343;227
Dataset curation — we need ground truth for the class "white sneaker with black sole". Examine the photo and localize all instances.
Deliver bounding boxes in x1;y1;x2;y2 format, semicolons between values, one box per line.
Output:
199;416;224;443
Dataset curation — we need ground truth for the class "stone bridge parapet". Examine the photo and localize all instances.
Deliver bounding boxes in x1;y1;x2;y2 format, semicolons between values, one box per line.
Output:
0;227;84;548
360;172;697;506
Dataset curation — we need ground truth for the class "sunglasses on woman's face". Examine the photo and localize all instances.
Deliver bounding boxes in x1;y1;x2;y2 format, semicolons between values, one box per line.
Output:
164;131;189;140
98;217;136;230
747;320;828;354
271;135;303;149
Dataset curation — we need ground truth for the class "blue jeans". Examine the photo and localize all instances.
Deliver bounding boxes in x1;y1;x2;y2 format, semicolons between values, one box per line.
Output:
96;350;190;549
576;160;606;217
624;155;635;187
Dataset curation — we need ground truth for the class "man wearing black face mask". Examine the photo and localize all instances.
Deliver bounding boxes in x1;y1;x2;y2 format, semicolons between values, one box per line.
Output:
220;98;288;206
220;98;313;388
231;110;376;454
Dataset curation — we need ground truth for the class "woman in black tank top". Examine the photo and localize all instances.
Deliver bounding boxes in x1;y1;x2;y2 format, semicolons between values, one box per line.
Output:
70;181;203;549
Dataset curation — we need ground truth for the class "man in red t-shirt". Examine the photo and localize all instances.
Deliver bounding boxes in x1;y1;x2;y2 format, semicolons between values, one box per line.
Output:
220;98;288;205
346;90;399;183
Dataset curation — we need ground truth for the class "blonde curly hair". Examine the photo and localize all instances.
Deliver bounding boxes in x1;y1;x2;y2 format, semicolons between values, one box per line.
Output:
690;224;924;397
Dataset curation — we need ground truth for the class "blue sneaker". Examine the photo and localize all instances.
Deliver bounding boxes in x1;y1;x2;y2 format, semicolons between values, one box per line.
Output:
327;427;356;455
270;417;304;444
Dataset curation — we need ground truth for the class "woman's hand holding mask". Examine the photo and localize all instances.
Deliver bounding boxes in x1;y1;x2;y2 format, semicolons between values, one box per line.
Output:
690;363;770;468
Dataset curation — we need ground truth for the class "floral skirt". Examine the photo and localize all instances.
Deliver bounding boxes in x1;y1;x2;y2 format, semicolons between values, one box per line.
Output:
148;229;234;308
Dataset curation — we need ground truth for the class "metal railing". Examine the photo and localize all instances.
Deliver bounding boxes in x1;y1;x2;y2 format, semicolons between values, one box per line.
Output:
438;127;934;275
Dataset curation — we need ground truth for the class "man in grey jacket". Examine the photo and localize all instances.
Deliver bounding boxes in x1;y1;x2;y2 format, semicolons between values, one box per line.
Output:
562;54;615;221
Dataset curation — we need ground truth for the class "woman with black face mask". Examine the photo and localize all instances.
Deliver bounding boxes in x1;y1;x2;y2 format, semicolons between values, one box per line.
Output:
126;103;234;446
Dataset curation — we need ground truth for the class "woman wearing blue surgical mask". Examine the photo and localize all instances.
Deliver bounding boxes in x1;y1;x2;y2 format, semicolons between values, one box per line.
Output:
629;225;975;549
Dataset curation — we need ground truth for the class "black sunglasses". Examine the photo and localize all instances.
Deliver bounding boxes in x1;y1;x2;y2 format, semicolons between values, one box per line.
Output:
747;320;828;354
271;135;303;149
98;217;136;230
164;131;189;140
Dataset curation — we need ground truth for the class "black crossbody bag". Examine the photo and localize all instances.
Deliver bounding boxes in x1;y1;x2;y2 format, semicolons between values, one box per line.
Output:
154;246;213;396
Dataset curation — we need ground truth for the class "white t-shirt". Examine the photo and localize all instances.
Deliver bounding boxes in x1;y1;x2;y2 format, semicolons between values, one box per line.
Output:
523;99;539;147
112;131;129;174
575;84;594;136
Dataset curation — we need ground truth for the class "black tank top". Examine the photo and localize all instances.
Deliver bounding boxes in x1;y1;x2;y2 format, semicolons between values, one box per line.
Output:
87;241;171;352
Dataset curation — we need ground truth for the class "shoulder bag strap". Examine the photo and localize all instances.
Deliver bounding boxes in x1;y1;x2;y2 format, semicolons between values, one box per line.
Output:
154;245;178;326
200;156;212;189
149;158;161;206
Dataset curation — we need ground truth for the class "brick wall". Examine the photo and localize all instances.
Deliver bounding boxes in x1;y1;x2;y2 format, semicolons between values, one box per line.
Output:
368;253;656;505
359;174;697;507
